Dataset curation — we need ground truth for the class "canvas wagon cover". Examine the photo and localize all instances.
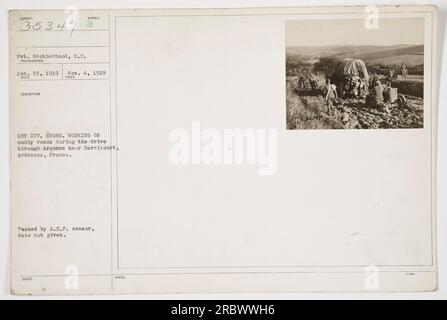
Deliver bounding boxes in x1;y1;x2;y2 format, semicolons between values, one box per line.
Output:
334;58;369;81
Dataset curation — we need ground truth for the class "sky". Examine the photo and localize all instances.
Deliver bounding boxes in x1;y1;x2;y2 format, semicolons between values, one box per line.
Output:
285;18;424;47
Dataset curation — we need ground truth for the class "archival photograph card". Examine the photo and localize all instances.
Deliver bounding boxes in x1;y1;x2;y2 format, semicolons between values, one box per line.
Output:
9;5;437;294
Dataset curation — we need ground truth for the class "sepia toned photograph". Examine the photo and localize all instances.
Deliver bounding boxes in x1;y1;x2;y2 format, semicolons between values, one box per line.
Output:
286;18;425;129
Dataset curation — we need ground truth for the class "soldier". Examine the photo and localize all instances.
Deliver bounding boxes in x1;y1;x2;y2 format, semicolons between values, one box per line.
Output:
298;76;305;89
389;67;395;78
323;78;338;115
373;81;384;105
309;75;318;92
369;73;378;89
401;62;408;80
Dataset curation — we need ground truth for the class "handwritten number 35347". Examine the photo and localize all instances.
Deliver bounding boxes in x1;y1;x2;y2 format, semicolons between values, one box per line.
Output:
20;21;77;33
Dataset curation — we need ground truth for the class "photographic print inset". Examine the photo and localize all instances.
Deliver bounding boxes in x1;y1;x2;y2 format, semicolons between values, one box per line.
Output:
286;18;424;129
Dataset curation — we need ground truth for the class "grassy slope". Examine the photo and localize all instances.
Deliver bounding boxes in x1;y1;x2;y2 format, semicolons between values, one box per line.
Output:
286;83;344;130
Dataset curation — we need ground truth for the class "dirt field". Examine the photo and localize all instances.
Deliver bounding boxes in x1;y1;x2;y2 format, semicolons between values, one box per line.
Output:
286;77;424;130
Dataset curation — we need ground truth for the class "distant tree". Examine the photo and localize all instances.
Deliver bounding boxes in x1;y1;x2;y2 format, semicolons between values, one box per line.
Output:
286;55;309;76
313;57;341;78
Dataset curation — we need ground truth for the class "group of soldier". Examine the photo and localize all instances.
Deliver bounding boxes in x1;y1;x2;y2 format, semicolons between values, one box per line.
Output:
387;62;408;80
295;75;319;92
293;62;409;116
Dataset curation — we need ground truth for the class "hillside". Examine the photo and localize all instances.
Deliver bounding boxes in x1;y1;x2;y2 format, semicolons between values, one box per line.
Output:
286;44;424;67
347;45;424;67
